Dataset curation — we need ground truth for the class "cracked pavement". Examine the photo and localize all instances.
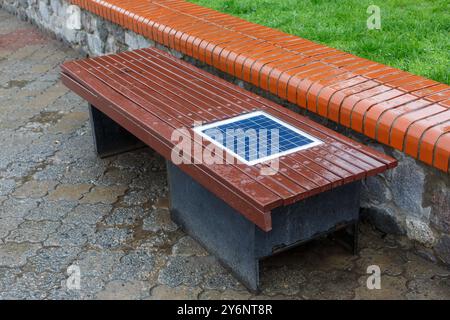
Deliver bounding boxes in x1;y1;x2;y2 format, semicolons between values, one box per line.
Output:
1;10;450;300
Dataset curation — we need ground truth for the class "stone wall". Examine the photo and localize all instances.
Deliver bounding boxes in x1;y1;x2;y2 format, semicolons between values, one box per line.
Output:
2;0;449;266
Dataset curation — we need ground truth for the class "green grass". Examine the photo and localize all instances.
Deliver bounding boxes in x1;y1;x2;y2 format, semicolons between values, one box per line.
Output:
188;0;450;84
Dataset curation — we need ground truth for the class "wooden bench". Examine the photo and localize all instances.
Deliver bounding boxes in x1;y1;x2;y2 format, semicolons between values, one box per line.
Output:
61;46;397;291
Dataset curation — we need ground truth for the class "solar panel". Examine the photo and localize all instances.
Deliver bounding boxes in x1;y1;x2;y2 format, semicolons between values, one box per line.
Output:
193;111;323;165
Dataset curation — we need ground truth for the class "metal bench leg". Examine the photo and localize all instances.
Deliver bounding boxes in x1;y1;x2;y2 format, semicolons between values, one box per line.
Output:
88;104;145;158
333;220;360;255
166;161;261;292
351;221;360;255
167;161;361;292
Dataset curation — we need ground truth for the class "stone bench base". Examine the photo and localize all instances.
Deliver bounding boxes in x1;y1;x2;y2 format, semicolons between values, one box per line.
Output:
167;161;360;292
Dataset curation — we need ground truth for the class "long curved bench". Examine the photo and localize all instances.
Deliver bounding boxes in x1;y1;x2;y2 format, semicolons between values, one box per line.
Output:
69;0;450;173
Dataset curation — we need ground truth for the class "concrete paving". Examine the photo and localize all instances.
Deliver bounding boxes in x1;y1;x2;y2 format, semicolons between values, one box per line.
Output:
0;10;449;300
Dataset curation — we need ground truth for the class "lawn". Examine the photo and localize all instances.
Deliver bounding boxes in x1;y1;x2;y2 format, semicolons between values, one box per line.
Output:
188;0;449;85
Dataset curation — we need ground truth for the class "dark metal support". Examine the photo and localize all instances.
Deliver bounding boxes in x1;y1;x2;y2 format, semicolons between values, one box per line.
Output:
351;221;360;255
88;104;145;158
167;161;361;292
332;220;359;255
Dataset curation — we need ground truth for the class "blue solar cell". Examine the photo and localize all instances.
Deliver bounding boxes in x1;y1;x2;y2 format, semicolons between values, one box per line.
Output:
194;111;322;165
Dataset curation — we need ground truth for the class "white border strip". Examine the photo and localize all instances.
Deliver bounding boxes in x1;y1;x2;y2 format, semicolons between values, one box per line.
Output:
192;111;323;166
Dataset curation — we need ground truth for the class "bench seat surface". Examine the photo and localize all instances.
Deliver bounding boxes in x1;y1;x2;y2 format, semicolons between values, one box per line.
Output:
61;47;397;231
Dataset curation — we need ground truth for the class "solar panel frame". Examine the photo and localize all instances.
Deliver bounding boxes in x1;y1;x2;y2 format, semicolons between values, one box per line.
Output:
193;111;323;165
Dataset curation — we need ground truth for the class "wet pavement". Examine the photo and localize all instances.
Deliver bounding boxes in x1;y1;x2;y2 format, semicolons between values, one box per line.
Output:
0;10;449;300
